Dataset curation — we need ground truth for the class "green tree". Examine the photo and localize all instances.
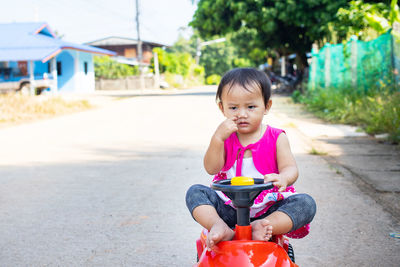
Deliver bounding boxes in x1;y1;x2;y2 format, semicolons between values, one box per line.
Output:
168;34;197;56
326;0;400;43
168;30;254;78
191;0;348;69
199;35;253;77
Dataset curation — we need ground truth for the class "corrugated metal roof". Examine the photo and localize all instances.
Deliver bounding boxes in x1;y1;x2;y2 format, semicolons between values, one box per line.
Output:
85;36;168;47
86;37;139;46
0;22;116;62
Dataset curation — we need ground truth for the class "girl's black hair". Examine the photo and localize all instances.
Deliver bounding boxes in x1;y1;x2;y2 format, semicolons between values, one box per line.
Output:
216;68;272;106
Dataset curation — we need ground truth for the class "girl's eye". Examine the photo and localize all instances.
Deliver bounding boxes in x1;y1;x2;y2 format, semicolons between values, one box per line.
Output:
248;105;256;109
229;107;237;110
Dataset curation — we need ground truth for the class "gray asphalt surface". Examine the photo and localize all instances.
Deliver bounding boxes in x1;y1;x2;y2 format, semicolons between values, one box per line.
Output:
0;87;399;266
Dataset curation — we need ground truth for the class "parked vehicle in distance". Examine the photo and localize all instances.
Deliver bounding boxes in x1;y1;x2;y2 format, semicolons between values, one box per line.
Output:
0;67;53;95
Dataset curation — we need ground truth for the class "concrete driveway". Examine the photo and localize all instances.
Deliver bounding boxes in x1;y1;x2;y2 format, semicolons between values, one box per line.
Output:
0;87;399;266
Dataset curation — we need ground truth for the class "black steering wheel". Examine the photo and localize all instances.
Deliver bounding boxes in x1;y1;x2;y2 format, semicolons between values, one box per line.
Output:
211;178;274;226
212;178;273;192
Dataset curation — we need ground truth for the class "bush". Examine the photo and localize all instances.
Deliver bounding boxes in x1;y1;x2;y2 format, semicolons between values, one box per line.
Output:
153;48;193;77
193;65;205;76
298;87;400;143
291;90;302;103
94;56;138;79
358;92;400;141
206;74;221;85
153;47;204;88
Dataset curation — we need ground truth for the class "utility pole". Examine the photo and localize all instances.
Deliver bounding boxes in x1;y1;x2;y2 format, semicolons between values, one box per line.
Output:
135;0;145;91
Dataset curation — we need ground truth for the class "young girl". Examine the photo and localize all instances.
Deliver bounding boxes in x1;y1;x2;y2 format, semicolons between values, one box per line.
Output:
186;68;316;251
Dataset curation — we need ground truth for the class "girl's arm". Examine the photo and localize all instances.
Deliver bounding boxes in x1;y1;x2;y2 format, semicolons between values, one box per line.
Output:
204;118;238;175
204;134;226;175
264;133;298;191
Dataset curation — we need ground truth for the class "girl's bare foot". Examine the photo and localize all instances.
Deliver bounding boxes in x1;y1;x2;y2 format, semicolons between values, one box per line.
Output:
251;218;273;241
206;219;235;250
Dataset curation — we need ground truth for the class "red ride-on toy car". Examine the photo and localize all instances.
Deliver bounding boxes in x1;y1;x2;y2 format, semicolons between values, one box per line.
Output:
194;177;297;267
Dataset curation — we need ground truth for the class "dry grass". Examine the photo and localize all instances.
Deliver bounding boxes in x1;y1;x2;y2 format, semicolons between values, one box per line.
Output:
0;93;92;126
282;122;297;128
309;147;328;156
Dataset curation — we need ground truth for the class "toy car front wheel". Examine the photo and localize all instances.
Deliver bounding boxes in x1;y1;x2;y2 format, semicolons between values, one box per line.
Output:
288;243;295;263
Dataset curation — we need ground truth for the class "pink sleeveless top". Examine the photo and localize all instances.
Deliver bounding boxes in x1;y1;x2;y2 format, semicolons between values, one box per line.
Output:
213;125;310;239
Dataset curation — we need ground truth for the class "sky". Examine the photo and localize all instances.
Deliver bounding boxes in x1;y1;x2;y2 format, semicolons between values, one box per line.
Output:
0;0;197;46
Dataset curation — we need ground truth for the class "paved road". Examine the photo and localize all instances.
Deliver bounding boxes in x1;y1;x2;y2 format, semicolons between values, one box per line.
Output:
0;87;399;266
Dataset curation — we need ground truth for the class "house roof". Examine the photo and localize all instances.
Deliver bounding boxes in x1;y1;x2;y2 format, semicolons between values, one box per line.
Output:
85;36;168;48
0;22;116;63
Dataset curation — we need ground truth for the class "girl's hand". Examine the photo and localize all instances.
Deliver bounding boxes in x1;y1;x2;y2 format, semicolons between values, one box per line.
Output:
264;173;288;192
214;117;238;141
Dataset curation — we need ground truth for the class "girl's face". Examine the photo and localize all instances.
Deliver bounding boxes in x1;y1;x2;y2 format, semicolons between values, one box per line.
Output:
219;83;272;136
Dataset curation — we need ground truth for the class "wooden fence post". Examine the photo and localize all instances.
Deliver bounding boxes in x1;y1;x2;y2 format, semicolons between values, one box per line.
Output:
324;44;331;88
311;43;318;91
392;22;400;91
350;35;358;90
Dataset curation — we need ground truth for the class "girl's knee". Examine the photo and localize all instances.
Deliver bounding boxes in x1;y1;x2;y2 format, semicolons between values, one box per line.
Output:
186;184;203;201
281;194;316;230
303;194;316;217
296;194;316;222
186;184;213;210
186;184;208;199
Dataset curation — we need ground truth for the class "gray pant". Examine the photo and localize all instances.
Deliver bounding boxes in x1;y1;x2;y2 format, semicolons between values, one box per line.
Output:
186;184;316;231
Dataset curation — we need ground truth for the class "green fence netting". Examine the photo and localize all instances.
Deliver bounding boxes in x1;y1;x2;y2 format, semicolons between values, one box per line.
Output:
309;31;400;93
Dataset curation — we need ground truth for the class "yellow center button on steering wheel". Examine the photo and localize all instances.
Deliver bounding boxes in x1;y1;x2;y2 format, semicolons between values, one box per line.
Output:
231;176;254;186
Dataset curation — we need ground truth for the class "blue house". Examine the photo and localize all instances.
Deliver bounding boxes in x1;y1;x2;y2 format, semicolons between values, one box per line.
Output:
0;22;115;94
